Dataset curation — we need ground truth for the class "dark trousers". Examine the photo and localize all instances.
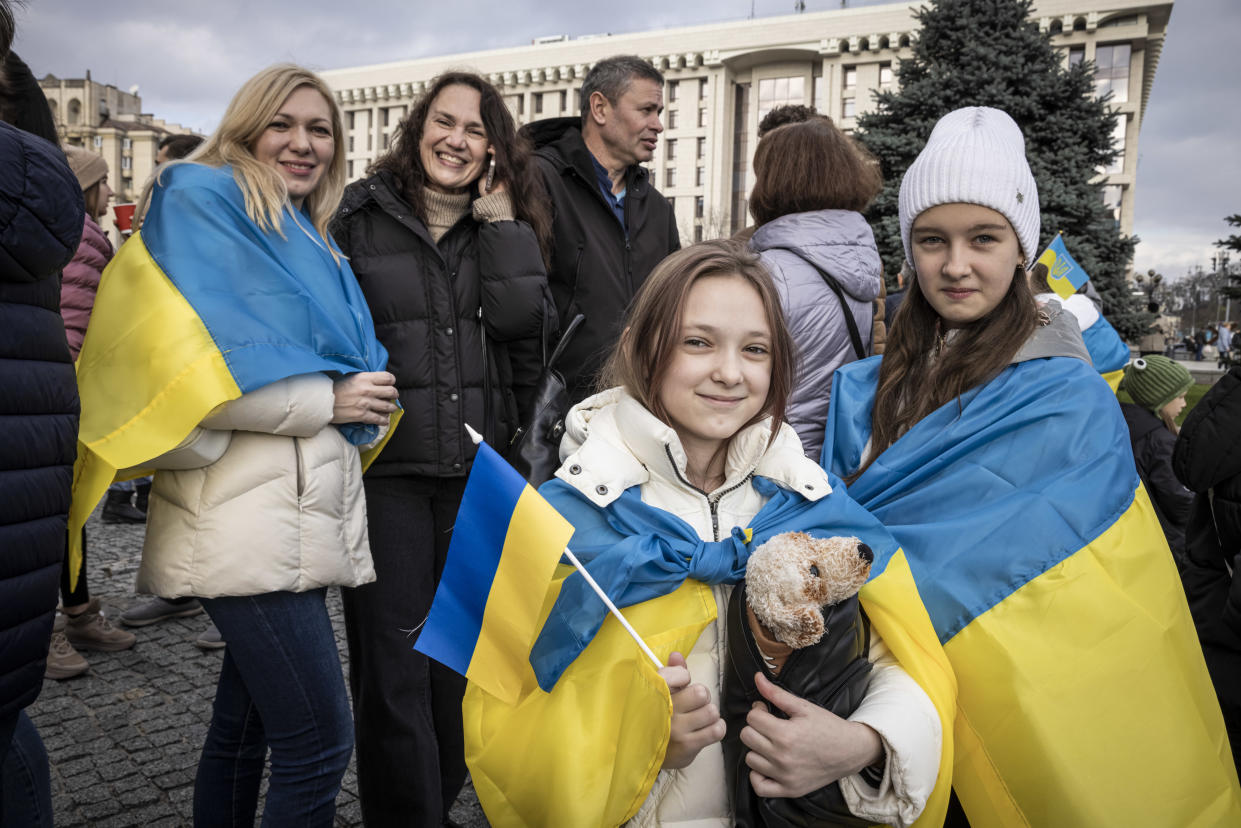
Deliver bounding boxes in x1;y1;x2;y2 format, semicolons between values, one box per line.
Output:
0;711;53;827
195;589;353;828
342;474;469;827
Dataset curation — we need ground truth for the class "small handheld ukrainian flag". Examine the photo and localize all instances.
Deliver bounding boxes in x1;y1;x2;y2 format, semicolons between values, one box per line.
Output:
415;429;574;705
1037;232;1089;299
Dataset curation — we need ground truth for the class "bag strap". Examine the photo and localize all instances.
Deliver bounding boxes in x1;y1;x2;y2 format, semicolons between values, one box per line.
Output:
547;313;586;370
814;267;867;360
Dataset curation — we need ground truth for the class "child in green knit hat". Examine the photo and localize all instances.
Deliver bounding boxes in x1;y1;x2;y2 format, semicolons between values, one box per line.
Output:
1119;355;1195;556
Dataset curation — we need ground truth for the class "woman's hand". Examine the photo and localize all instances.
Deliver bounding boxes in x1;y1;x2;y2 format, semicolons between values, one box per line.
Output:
659;651;726;770
742;671;883;798
331;371;398;426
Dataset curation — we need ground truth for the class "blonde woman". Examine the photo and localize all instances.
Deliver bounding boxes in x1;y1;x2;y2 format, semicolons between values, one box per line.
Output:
71;64;396;826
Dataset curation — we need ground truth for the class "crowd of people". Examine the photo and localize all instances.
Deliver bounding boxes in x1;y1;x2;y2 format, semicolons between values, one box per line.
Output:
4;0;1241;823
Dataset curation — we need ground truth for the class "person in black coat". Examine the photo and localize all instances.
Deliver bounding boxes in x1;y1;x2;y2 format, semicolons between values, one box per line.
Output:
1173;365;1241;775
1118;355;1195;558
330;70;552;827
520;55;679;402
0;15;86;819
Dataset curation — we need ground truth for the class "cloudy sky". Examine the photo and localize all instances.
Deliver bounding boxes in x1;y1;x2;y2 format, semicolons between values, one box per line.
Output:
11;0;1238;279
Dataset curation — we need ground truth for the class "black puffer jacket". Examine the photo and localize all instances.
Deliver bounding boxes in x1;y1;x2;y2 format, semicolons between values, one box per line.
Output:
1172;367;1241;765
332;171;549;477
521;118;679;401
1120;402;1193;558
723;582;872;828
0;121;84;719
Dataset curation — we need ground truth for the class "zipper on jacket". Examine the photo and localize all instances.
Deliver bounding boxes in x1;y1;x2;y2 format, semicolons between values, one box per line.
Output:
663;444;753;542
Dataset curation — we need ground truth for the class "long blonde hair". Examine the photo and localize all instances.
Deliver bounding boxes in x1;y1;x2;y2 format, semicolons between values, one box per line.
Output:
137;64;346;248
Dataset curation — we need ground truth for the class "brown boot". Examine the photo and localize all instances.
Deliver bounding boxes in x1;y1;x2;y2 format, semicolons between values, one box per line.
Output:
45;615;90;680
64;599;137;652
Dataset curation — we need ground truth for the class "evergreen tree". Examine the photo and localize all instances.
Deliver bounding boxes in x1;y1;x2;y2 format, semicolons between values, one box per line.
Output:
1217;214;1241;300
856;0;1146;339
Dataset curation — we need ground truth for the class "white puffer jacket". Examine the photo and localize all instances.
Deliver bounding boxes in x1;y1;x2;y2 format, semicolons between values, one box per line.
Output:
136;373;376;598
555;389;941;828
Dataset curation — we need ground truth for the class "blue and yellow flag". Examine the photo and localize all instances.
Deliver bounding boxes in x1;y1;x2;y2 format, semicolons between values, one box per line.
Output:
1082;311;1131;391
69;163;395;587
415;440;573;705
1037;232;1089;299
464;472;956;827
823;354;1241;826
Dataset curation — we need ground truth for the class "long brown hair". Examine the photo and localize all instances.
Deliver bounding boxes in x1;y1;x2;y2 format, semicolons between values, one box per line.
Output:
600;240;796;443
370;71;552;265
749;117;882;225
853;263;1037;480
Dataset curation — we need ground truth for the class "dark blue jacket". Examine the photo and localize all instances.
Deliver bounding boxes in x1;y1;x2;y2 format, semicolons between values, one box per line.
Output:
0;120;84;718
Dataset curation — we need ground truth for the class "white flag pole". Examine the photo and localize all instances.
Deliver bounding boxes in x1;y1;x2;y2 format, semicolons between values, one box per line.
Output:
463;423;664;671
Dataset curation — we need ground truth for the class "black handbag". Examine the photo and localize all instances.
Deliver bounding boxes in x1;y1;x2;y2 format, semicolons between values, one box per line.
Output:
506;312;586;485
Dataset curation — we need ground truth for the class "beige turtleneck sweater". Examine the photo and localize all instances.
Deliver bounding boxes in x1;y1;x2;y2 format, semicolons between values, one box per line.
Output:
422;187;515;243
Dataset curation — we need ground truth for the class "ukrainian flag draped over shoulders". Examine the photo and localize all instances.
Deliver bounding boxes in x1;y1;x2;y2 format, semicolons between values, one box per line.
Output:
69;163;392;586
463;472;957;827
823;354;1241;826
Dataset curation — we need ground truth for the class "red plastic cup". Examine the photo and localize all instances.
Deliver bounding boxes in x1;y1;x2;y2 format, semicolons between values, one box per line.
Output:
113;203;137;233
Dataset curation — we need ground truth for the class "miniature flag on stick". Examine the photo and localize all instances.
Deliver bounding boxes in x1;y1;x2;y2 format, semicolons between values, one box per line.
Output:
416;426;662;704
414;428;574;704
1037;233;1090;299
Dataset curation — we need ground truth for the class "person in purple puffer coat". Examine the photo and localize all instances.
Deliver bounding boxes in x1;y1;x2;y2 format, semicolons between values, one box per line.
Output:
747;116;884;459
60;147;113;360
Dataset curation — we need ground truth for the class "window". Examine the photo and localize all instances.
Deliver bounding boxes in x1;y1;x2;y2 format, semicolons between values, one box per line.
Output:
348;160;354;179
699;78;708;100
367;133;372;151
698;107;707;128
696;167;704;187
694;225;703;243
695;196;704;218
843;98;856;119
93;135;102;148
122;137;131;150
668;109;678;129
666;168;676;188
757;76;805;119
697;137;706;159
668;80;679;102
383;108;390;127
560;90;567;111
1068;46;1085;68
347;111;355;130
666;139;676;160
348;135;355;152
534;93;543;114
844;67;857;89
1103;116;1126;174
1094;44;1131;102
383;133;391;149
121;156;131;170
879;63;893;87
1102;185;1123;223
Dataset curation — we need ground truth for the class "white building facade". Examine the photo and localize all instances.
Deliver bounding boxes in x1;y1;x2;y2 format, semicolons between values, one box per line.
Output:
322;0;1172;242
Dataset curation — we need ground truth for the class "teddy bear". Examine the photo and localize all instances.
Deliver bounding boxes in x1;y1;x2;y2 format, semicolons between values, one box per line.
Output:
722;532;877;828
743;532;873;675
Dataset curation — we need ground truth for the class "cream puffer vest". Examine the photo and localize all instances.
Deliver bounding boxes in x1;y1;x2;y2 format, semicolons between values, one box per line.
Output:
137;374;375;599
556;389;830;827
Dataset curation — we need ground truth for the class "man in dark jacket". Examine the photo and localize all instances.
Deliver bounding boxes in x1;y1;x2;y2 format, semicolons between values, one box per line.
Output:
1173;366;1241;775
521;54;679;401
0;8;86;818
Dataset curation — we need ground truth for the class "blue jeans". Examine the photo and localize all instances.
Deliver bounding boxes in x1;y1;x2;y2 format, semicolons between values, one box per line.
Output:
195;589;353;828
0;711;53;828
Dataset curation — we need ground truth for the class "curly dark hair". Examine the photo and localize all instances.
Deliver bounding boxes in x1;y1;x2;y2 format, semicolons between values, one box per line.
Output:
370;71;552;265
757;104;820;138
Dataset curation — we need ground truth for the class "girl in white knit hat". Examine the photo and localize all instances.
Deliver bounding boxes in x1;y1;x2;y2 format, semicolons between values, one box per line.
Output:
820;107;1240;826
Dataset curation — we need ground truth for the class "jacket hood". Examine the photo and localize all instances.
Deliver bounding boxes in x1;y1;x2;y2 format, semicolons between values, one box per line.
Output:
554;387;830;509
522;117;653;194
750;210;882;301
521;116;581;152
1012;302;1092;366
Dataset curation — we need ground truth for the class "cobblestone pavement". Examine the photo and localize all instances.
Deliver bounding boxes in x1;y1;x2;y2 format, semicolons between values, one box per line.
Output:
27;509;489;827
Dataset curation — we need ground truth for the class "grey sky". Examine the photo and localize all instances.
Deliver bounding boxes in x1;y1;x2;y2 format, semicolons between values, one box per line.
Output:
10;0;1239;280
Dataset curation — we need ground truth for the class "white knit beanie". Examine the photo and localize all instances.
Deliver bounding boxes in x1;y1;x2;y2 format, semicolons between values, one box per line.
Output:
899;107;1040;268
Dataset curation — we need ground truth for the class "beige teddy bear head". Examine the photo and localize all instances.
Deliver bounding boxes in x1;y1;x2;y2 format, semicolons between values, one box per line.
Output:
745;532;873;650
